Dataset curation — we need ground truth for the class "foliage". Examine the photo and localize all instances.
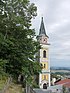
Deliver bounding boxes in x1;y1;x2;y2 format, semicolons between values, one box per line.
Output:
32;82;39;88
0;0;41;84
0;59;8;79
63;85;66;93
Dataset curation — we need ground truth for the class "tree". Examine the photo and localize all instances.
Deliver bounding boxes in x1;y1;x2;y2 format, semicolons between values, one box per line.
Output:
0;0;41;83
63;86;66;93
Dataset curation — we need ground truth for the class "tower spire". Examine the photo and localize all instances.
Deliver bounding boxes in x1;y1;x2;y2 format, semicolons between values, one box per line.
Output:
39;17;47;36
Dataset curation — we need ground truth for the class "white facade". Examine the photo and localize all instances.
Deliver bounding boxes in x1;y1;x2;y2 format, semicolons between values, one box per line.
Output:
39;44;50;88
37;17;50;89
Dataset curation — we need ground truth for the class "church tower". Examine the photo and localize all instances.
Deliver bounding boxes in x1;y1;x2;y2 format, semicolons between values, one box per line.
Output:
37;17;50;89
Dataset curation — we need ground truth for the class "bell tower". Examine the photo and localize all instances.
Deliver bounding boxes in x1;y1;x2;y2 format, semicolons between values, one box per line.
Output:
37;17;50;89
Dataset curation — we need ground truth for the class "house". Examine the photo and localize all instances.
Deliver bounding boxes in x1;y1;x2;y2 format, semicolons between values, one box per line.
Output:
55;78;70;92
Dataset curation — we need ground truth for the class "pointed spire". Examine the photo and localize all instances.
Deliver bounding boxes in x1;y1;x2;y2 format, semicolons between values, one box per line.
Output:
39;17;47;36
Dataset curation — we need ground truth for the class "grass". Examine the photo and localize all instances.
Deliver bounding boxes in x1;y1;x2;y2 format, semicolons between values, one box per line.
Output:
0;79;6;90
0;75;24;93
5;83;24;93
0;74;9;91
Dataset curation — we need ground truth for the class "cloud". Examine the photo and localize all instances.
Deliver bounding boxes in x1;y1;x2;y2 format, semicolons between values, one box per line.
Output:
30;0;70;67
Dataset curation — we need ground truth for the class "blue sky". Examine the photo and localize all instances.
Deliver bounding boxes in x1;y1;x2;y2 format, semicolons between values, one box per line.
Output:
30;0;70;67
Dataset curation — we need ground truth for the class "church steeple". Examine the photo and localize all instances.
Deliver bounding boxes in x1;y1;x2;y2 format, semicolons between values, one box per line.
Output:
37;17;49;44
39;17;48;38
37;17;50;88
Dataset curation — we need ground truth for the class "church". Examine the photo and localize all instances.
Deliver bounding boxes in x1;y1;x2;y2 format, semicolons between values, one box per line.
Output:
36;17;50;89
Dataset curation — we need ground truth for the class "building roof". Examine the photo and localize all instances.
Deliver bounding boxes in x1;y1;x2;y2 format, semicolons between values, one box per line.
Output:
64;82;70;88
55;79;70;88
39;17;49;38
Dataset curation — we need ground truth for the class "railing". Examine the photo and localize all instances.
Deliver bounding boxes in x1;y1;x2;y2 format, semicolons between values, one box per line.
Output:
25;84;36;93
30;87;36;93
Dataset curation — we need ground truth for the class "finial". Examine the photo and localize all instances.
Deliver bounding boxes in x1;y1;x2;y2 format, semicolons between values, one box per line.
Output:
42;17;43;20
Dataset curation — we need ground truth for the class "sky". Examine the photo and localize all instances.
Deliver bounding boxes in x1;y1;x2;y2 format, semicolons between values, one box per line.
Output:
30;0;70;67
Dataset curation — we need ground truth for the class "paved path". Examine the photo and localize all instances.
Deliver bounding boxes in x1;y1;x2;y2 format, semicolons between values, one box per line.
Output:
34;89;51;93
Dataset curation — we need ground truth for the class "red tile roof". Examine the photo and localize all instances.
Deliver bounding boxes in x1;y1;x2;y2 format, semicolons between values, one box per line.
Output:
64;82;70;88
55;79;70;85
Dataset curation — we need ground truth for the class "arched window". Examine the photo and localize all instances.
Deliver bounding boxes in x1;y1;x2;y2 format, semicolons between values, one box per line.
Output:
44;75;46;79
40;63;43;68
43;50;46;58
44;64;46;68
43;83;47;89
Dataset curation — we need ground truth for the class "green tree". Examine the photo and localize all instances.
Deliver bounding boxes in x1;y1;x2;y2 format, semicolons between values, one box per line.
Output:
0;0;41;83
63;86;66;93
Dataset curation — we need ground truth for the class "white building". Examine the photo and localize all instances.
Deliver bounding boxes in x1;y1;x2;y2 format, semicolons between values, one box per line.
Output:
37;17;50;89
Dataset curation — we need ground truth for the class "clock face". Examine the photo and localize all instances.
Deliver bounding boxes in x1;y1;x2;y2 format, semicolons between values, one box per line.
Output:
43;38;47;43
39;37;47;44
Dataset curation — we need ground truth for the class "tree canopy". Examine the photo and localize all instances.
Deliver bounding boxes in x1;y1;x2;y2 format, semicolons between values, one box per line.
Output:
0;0;41;83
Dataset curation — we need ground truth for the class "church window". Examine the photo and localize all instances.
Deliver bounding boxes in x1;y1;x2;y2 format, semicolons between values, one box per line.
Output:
40;63;43;68
44;64;46;68
43;50;46;58
44;75;46;79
